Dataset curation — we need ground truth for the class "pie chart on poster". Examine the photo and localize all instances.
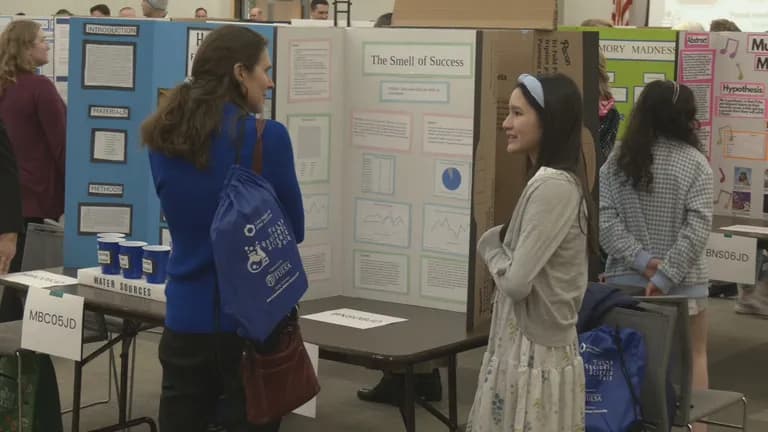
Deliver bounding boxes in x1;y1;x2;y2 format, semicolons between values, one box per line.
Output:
442;167;462;191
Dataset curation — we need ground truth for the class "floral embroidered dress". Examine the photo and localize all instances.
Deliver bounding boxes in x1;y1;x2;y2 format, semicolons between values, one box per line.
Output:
466;168;588;432
465;291;585;432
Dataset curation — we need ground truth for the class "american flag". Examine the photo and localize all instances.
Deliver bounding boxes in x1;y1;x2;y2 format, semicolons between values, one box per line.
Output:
612;0;633;26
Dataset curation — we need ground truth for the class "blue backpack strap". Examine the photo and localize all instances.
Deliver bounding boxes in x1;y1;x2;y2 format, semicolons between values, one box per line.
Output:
251;118;266;174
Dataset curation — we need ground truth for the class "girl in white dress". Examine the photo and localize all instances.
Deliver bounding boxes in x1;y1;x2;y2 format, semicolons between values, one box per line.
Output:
466;73;598;432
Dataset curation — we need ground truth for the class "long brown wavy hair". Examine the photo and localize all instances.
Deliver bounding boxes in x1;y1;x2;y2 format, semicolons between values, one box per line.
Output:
0;20;41;95
617;80;701;190
141;25;268;169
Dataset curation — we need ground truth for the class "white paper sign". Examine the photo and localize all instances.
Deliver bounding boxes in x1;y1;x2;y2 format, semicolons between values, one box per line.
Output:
292;342;319;418
302;308;407;329
1;271;78;289
21;287;84;361
721;225;768;236
187;29;212;76
83;43;134;89
705;233;757;285
77;267;167;302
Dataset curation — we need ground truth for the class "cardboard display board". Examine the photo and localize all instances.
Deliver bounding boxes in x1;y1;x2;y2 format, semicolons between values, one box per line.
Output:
469;30;600;329
562;27;680;141
392;0;558;30
678;32;768;219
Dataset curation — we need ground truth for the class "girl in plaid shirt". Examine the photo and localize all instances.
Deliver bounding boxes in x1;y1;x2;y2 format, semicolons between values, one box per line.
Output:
600;80;713;432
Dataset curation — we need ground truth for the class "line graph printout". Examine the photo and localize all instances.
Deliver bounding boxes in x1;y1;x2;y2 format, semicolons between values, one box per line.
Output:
422;204;470;256
355;199;411;248
303;194;330;230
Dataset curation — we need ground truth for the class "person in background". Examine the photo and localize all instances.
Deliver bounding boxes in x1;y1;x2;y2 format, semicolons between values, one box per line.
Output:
600;80;712;432
580;18;619;161
195;7;208;18
0;120;24;321
119;6;138;17
248;7;265;22
710;19;741;32
0;20;66;274
467;73;595;431
374;12;392;27
673;21;705;32
90;4;111;16
309;0;329;20
0;121;22;276
142;25;303;431
596;53;619;161
142;0;168;18
54;9;73;16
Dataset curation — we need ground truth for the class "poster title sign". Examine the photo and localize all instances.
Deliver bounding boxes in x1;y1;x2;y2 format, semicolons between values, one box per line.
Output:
363;43;473;77
600;40;676;62
748;35;768;54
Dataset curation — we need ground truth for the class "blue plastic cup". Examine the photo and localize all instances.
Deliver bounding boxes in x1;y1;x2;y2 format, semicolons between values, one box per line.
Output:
142;245;171;284
97;237;122;275
119;241;148;279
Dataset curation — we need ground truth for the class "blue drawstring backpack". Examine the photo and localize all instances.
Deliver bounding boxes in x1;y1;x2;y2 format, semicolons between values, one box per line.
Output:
210;118;308;342
580;325;647;432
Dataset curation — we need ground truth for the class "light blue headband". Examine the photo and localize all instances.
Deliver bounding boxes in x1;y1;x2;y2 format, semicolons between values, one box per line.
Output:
518;74;545;108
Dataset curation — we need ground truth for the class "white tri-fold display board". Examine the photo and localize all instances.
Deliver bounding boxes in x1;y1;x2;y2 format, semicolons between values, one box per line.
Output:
277;27;476;311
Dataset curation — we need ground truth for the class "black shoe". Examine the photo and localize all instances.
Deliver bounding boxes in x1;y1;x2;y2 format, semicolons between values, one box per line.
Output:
357;369;443;405
357;372;404;406
416;369;443;402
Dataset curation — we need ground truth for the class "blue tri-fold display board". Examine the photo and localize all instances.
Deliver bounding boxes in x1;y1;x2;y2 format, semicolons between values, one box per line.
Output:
64;18;275;268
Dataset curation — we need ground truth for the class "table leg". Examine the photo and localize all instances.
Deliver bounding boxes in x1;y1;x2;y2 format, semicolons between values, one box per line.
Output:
403;365;416;432
117;322;134;424
448;355;458;432
71;361;83;432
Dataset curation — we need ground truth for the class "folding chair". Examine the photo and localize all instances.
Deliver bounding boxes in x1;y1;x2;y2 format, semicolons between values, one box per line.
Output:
636;297;747;431
602;301;678;430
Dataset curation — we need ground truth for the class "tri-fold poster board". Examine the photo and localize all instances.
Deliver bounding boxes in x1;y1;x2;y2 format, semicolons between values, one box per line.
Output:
563;27;680;141
62;18;600;329
677;32;768;219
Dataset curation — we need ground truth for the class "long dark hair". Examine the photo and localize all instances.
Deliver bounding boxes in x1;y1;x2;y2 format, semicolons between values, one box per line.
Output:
141;25;268;169
617;80;700;190
514;73;599;255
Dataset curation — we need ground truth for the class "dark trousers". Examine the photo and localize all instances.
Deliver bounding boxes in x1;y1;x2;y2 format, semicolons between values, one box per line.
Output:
158;328;281;432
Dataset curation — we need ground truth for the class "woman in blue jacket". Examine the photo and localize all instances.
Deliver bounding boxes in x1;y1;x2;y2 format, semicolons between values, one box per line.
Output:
141;25;304;432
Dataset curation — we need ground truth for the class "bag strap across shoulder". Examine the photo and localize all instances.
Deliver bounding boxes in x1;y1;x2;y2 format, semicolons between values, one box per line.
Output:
252;118;266;174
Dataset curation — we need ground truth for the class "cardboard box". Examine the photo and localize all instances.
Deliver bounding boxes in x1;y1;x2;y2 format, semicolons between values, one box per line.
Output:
468;30;599;330
392;0;558;30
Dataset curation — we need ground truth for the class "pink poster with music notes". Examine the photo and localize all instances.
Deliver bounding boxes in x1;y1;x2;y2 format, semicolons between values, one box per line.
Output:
683;31;768;219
